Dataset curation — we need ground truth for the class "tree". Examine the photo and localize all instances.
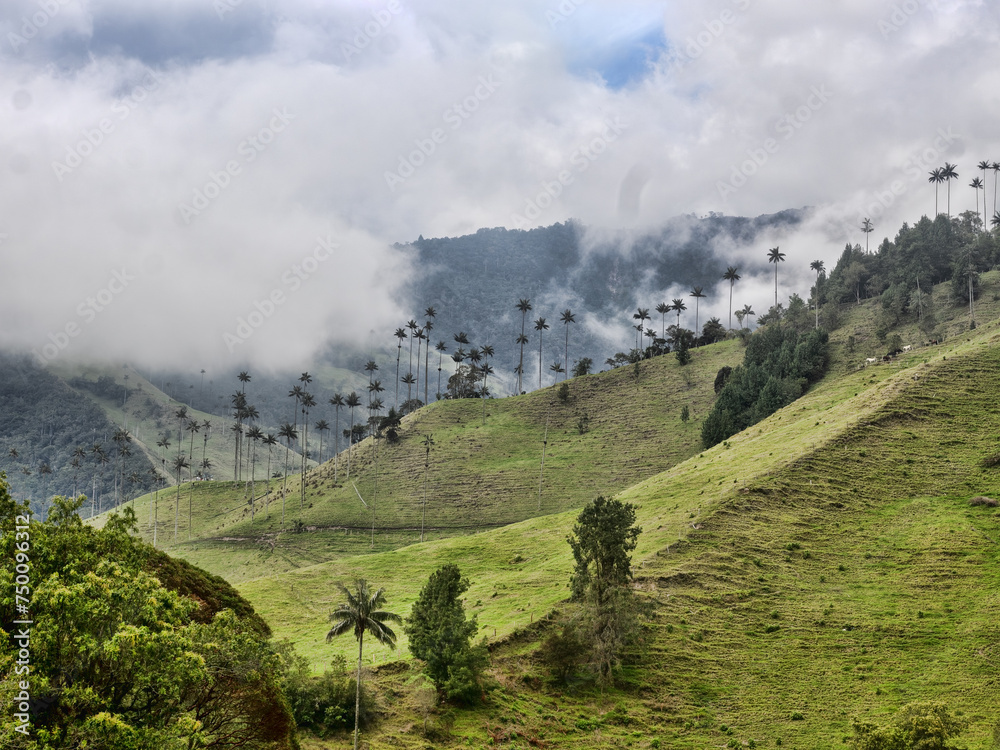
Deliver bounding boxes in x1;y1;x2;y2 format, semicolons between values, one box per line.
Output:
861;217;874;253
969;176;985;231
345;391;362;478
569;496;641;605
393;327;407;407
171;453;189;541
326;579;402;750
405;564;487;703
767;246;786;308
993;161;1000;214
850;701;966;750
315;419;330;465
721;267;740;329
299;391;315;508
672;298;686;329
929;167;944;215
942;162;958;218
516;298;532;393
560;309;576;381
810;259;825;329
632;307;650;351
435;341;447;399
572;357;593;377
329;393;344;484
689;288;706;342
566;496;642;683
423;307;436;405
278;422;297;526
534;316;550;389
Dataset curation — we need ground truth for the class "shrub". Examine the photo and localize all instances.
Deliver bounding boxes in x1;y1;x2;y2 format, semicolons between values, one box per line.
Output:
557;382;570;403
970;495;999;507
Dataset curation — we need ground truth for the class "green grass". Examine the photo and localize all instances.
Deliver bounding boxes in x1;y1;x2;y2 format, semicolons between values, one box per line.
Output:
239;308;1000;748
111;340;744;581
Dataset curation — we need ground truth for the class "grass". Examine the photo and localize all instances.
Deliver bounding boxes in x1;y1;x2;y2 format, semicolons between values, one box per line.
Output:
239;304;1000;748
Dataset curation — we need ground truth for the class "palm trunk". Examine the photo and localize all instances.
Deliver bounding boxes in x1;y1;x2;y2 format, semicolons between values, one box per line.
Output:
728;283;733;329
334;409;340;484
564;326;569;381
282;443;290;527
354;632;364;750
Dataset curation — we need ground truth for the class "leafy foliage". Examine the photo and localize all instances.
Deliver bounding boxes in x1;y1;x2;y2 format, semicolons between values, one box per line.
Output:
568;497;641;604
702;324;829;448
405;564;487;704
0;477;295;750
850;701;967;750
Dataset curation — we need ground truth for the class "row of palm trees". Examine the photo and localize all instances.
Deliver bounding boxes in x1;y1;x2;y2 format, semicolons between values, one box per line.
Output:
930;160;1000;228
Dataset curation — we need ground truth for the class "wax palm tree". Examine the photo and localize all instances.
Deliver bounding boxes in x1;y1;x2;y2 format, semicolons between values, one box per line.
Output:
672;298;686;329
420;434;434;542
929;167;944;215
971;177;985;229
262;433;277;516
810;260;825;329
413;328;425;404
299;391;316;508
978;160;991;201
406;318;418;387
345;392;362;478
655;302;670;339
363;360;378;387
721;267;740;330
246;425;263;521
515;298;532;393
277;422;297;527
942;162;958;218
435;341;447;399
689;288;705;342
992;210;1000;230
287;385;303;442
329;393;344;483
326;579;402;750
861;218;874;253
740;304;755;329
400;373;416;408
534;317;549;389
632;307;650;351
560;309;575;381
171;454;189;541
992;162;1000;213
423;307;436;404
393;327;406;407
767;246;786;308
315;419;330;465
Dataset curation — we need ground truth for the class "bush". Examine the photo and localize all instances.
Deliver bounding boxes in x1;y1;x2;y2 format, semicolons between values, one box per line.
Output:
540;622;586;683
850;701;967;750
970;495;999;507
280;652;376;734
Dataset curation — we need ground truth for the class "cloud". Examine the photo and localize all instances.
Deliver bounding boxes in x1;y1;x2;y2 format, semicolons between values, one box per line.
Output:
0;0;998;371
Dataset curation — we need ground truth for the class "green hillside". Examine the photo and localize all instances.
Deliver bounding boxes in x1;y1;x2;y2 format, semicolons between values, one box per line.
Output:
238;315;1000;748
118;340;744;581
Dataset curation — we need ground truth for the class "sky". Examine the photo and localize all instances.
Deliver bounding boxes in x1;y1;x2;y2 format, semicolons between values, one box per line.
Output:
1;0;998;372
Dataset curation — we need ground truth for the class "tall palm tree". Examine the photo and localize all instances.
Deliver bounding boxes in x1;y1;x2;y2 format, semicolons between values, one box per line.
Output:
721;267;740;330
345;392;362;478
672;298;686;329
515;298;532;393
534;317;549;389
928;167;944;215
739;304;755;329
767;246;786;309
810;260;825;329
423;307;436;405
992;210;1000;231
262;433;277;516
171;454;189;541
245;425;263;521
559;309;575;380
992;162;1000;213
414;328;425;405
435;341;447;399
655;302;670;339
288;385;304;440
632;308;650;351
315;420;330;465
363;360;378;387
861;218;874;253
978;160;991;204
942;163;959;218
420;434;434;542
399;373;416;408
393;327;406;408
277;422;297;527
971;177;985;229
406;318;418;390
299;391;316;508
688;288;705;341
326;579;402;750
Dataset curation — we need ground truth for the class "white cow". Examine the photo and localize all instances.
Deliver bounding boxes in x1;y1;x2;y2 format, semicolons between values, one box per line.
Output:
865;357;877;366
902;345;912;352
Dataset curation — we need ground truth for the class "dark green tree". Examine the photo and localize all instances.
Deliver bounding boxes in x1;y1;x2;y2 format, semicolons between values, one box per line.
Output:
568;496;641;605
405;564;487;704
